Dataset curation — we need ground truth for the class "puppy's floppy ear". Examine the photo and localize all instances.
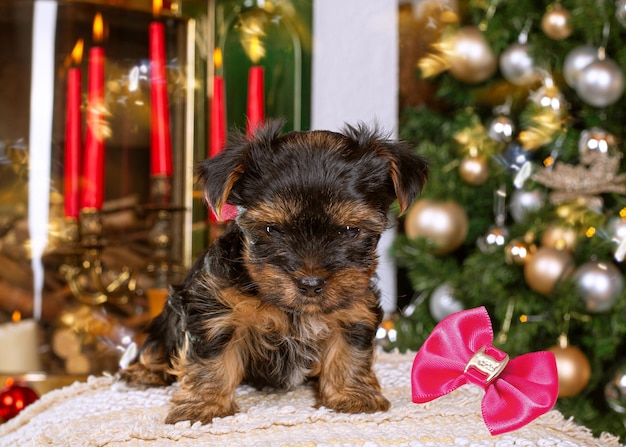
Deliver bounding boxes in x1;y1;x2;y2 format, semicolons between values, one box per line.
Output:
195;143;244;218
194;119;285;218
380;139;429;214
342;123;429;215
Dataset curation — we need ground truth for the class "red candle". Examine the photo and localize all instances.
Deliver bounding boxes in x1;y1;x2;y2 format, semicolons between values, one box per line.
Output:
64;40;83;219
210;69;238;221
210;48;226;158
208;48;228;223
246;66;265;137
82;14;106;210
149;20;173;177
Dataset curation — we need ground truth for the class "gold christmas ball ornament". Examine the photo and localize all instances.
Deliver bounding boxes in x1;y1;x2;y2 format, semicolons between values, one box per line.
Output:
405;199;469;255
541;224;578;252
541;4;573;40
548;336;591;398
447;26;498;84
459;155;489;185
523;246;574;295
505;239;534;264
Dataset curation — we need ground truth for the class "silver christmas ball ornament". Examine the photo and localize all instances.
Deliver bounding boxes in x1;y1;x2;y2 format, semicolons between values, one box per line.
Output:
574;261;624;313
375;319;397;350
477;225;510;253
500;43;538;85
488;114;515;142
563;45;597;88
578;127;619;156
605;364;626;414
575;58;625;107
616;0;626;27
607;216;626;242
429;283;463;322
607;216;626;262
510;189;545;223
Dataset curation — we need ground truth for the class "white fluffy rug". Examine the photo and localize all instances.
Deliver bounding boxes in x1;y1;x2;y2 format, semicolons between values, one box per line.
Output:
0;351;622;447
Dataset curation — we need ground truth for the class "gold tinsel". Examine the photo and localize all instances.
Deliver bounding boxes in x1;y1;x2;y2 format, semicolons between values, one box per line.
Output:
518;105;565;150
518;81;569;150
415;4;461;79
416;28;456;78
453;111;502;156
554;199;604;228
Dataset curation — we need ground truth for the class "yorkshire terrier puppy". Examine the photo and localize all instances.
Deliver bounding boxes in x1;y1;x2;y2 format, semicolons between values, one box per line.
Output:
120;119;428;424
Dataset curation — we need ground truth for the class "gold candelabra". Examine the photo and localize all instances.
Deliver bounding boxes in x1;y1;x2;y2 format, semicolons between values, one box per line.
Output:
59;175;183;307
60;209;136;306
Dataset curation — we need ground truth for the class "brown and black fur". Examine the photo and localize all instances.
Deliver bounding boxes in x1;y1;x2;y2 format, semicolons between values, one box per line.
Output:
120;119;428;424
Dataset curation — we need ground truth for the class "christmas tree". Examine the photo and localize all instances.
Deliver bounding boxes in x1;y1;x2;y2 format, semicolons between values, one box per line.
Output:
392;0;626;440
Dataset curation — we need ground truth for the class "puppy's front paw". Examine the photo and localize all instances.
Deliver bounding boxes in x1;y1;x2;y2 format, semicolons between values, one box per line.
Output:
321;390;390;414
165;398;238;425
118;362;171;388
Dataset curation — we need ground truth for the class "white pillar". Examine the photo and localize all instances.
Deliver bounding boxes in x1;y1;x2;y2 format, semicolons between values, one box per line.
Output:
28;0;57;321
312;0;399;316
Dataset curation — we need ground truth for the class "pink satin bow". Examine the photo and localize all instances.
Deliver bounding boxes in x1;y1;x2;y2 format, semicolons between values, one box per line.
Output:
411;306;558;436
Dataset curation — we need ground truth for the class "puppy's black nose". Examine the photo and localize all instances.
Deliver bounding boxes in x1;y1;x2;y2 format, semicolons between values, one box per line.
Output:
298;275;326;296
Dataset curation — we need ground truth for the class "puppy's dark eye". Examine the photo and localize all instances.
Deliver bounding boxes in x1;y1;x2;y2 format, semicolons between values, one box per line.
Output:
265;224;280;235
339;226;360;238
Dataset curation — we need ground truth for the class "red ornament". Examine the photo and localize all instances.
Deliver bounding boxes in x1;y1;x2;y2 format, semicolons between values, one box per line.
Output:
0;380;38;421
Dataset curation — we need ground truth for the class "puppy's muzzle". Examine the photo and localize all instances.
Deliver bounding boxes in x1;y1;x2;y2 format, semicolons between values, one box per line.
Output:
297;275;327;297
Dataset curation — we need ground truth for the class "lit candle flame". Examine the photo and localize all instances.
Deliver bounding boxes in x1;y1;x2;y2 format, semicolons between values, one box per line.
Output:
153;0;162;17
11;310;21;323
249;35;264;64
214;48;223;70
71;39;84;65
240;15;266;63
93;13;104;43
